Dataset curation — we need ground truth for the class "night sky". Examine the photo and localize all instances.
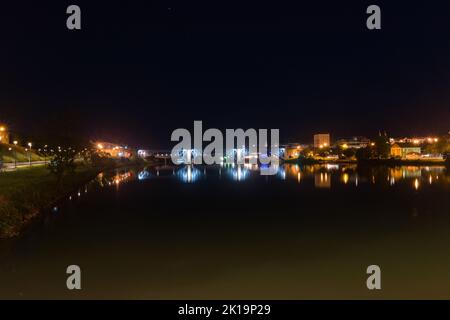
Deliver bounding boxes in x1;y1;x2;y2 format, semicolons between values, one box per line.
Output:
1;1;450;148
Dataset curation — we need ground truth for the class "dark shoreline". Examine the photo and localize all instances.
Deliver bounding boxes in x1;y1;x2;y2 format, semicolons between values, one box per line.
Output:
0;162;150;239
284;157;447;167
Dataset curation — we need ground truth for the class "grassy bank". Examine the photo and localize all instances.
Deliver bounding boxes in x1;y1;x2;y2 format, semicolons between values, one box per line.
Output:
0;165;102;238
0;143;45;163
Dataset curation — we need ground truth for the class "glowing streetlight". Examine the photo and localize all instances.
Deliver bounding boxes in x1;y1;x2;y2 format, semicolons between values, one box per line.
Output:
11;142;17;165
27;142;32;166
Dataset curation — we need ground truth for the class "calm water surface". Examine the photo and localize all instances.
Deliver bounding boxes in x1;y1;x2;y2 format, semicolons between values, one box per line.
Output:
1;163;450;299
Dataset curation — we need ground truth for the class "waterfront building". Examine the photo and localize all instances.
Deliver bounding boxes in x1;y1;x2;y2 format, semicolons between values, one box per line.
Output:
335;136;370;149
280;143;302;160
0;124;9;144
314;133;330;149
390;143;421;159
94;141;132;158
137;150;151;158
390;137;439;145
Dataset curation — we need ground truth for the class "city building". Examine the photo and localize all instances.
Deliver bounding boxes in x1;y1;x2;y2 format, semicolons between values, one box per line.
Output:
94;141;132;158
390;143;421;159
335;136;370;149
314;133;330;149
280;143;302;160
0;124;9;144
390;137;439;145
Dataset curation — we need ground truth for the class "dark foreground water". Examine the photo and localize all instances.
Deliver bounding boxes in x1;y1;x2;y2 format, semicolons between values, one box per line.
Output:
1;163;450;299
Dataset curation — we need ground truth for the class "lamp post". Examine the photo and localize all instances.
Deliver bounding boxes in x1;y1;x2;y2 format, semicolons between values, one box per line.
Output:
13;140;18;168
28;142;32;167
8;147;12;167
0;137;3;166
43;145;48;164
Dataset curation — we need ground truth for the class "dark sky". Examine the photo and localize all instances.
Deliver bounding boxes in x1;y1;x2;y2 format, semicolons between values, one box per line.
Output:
1;1;450;148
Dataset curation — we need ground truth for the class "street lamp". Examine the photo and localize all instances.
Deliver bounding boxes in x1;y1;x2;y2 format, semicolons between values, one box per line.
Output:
27;142;32;167
12;140;18;168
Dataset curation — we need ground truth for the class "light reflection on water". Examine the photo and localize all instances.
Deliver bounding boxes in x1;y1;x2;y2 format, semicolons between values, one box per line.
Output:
72;163;449;199
2;162;450;299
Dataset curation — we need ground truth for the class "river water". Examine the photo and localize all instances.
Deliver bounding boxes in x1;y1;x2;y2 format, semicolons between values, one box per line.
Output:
1;163;449;299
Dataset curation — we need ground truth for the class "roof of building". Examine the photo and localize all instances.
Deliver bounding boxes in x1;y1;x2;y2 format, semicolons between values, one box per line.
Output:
391;142;421;149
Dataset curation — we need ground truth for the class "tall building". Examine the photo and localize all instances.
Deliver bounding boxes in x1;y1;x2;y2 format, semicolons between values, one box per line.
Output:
0;124;9;144
314;133;330;149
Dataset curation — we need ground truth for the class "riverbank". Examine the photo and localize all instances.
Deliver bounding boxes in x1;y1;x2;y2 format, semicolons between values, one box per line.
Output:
284;157;448;167
357;158;447;166
0;158;153;239
0;165;104;238
0;143;45;163
284;157;356;164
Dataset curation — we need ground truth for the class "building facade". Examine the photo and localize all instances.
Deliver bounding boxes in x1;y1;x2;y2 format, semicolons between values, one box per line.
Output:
280;143;302;160
390;136;440;146
335;136;370;149
313;133;330;149
0;124;9;144
94;141;132;158
390;143;421;159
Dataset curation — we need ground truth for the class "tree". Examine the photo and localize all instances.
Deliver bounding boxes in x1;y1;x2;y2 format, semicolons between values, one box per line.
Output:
38;111;90;185
48;148;77;187
435;135;450;154
342;148;356;159
374;133;390;159
299;146;314;158
355;146;373;161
